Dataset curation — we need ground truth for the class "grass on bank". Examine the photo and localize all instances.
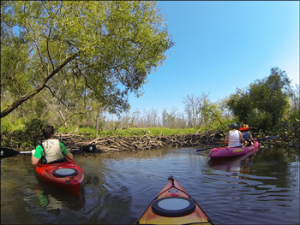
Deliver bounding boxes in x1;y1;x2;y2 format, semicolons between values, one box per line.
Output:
56;126;201;137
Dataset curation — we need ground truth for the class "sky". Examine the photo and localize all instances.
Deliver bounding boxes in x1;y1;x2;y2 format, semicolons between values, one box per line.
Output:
126;1;299;116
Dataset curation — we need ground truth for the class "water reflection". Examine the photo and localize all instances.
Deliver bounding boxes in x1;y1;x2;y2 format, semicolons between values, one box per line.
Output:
33;179;86;211
1;147;299;225
208;151;257;174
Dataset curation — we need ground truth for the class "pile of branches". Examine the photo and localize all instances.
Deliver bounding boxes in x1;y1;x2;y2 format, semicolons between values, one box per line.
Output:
57;132;223;153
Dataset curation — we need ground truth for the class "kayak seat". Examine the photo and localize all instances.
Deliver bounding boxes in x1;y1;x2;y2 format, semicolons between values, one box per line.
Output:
53;168;78;177
40;157;67;165
47;158;67;164
152;197;196;217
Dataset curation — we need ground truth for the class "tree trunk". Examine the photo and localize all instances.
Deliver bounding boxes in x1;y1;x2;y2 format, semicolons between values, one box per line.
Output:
95;108;103;137
59;110;68;131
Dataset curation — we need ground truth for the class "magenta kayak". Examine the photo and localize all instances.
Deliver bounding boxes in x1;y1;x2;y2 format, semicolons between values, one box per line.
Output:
208;141;259;159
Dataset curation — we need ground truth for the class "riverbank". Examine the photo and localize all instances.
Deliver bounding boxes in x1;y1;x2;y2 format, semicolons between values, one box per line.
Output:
2;130;299;153
57;132;223;153
56;132;298;153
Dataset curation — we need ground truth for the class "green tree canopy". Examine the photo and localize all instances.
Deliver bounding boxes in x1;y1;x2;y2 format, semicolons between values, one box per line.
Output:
227;67;292;130
1;1;174;118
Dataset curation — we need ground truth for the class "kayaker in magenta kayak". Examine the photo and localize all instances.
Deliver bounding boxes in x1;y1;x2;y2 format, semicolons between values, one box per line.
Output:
31;125;73;167
223;123;246;147
239;124;254;147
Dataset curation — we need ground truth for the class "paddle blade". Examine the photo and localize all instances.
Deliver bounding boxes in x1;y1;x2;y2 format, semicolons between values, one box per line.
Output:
1;148;20;158
266;136;278;140
196;148;211;152
256;136;278;142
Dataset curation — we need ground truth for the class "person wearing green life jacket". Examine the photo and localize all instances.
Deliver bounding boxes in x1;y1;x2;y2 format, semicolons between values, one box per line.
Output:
31;125;73;167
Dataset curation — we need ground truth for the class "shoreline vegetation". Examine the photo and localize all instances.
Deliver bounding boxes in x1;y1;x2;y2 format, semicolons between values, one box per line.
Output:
57;132;300;153
3;127;298;154
1;2;299;157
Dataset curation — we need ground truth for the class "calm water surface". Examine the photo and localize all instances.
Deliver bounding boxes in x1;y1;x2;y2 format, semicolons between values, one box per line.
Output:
1;146;299;224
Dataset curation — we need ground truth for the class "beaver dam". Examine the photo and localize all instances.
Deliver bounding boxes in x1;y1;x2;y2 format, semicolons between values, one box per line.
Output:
52;132;296;153
57;132;223;153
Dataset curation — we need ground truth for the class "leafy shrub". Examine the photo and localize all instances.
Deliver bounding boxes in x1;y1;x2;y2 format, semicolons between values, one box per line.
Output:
288;109;300;121
0;118;13;132
79;121;95;128
1;118;46;150
22;118;46;147
77;127;96;137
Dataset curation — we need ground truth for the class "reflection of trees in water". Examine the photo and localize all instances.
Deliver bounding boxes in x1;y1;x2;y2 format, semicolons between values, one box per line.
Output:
239;153;256;174
248;147;299;188
84;173;100;185
1;146;298;225
207;147;299;187
79;147;172;162
82;176;135;224
75;167;135;224
1;154;32;173
206;146;300;200
89;187;134;224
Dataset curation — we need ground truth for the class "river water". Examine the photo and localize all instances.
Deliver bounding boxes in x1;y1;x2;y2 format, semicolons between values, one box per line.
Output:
1;146;299;225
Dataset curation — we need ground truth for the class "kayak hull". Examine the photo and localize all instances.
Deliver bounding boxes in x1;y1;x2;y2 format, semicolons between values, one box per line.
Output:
208;141;259;159
136;177;213;224
35;160;84;196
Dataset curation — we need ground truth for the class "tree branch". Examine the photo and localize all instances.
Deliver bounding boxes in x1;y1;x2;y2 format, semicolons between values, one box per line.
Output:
1;52;80;118
47;27;55;71
44;85;70;109
55;109;95;131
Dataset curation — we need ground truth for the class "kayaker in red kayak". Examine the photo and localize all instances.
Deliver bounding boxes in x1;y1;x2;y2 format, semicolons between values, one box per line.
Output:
239;124;254;147
223;123;246;147
31;125;73;167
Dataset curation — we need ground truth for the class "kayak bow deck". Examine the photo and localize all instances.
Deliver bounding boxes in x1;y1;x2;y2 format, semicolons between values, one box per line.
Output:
35;160;84;196
208;141;259;159
136;176;213;225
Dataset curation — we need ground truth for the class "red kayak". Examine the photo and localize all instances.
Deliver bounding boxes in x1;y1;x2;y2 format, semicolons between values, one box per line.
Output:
35;160;84;196
208;141;259;159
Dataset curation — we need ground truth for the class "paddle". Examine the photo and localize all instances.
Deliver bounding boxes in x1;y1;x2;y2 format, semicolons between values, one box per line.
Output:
196;146;224;152
195;136;278;152
1;148;82;159
1;148;32;158
255;136;278;142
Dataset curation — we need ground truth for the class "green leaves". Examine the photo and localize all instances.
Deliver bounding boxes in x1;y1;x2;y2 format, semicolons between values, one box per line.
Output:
1;1;174;118
227;67;292;130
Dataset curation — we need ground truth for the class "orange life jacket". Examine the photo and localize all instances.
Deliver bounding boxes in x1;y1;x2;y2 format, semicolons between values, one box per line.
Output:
239;127;250;131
